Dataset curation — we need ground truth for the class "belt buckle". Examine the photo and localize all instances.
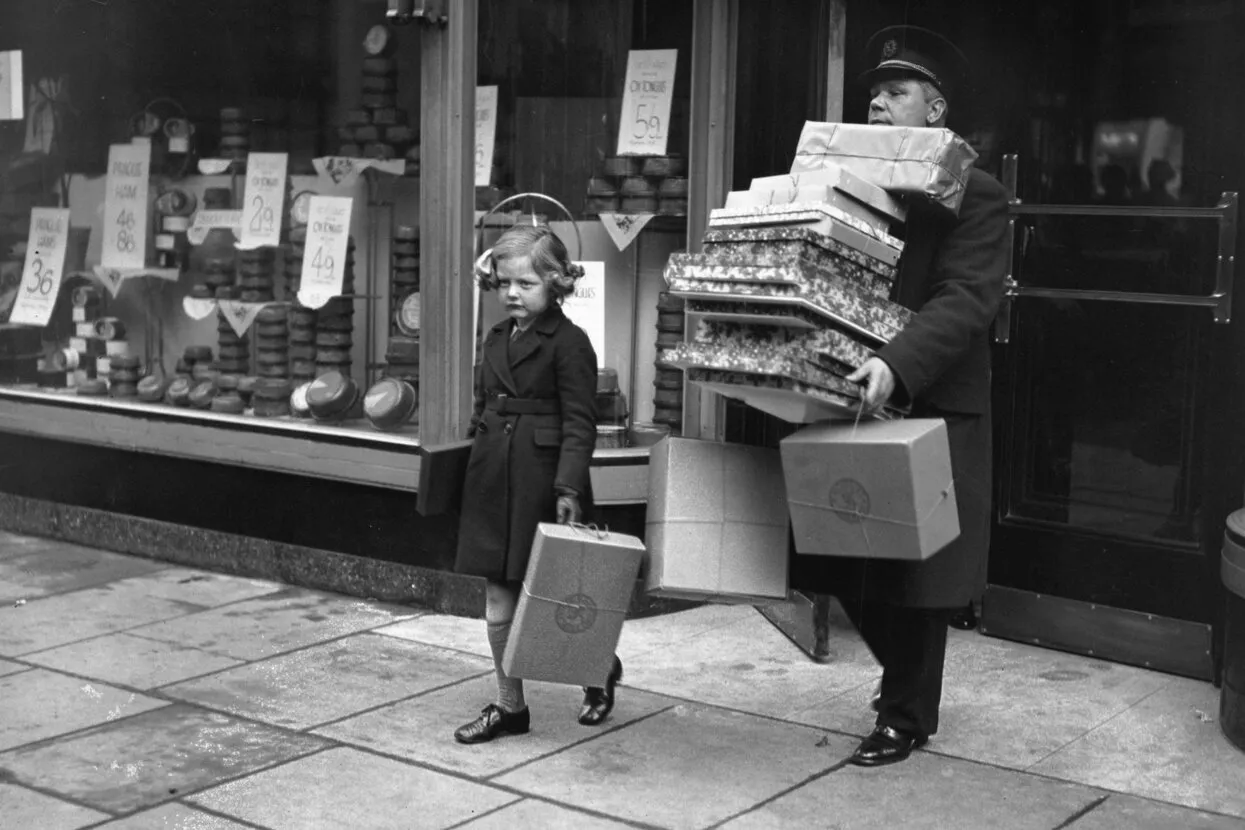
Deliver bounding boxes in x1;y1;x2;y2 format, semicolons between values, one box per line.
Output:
496;393;508;415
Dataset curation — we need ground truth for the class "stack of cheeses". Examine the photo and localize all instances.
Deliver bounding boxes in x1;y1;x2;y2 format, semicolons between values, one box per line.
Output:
662;122;977;424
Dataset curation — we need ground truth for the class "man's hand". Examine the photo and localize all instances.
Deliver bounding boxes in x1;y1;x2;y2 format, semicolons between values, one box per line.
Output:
556;494;581;525
847;357;896;415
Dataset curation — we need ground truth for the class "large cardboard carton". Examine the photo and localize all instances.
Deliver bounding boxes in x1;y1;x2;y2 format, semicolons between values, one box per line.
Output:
502;523;645;686
780;419;960;560
646;437;790;603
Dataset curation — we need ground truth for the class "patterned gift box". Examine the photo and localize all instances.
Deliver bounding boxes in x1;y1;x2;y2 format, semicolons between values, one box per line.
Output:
701;226;898;282
790;122;978;216
750;164;909;225
668;251;892;300
646;437;790;604
687;367;902;423
685;298;824;330
708;203;904;265
503;522;646;687
689;319;877;375
665;273;912;345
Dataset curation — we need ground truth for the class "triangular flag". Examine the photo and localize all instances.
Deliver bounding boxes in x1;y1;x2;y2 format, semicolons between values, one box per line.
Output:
313;156;363;188
218;300;267;337
93;266;126;298
599;212;655;251
181;296;217;320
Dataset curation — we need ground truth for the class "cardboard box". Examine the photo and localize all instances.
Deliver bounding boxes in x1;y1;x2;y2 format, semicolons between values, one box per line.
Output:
780;419;960;560
750;165;909;224
790;122;978;216
725;185;896;236
707;204;903;266
646;437;790;603
502;523;645;687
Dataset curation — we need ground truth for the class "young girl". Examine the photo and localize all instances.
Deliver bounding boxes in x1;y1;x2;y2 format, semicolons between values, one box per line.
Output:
453;224;622;744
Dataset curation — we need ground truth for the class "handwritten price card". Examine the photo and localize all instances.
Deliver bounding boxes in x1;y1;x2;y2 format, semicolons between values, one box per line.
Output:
239;152;288;249
0;50;22;121
101;142;151;269
10;208;70;326
297;196;354;309
474;86;499;188
616;50;677;156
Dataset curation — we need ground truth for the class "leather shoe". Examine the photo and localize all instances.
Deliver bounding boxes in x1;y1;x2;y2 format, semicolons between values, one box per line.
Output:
454;704;530;744
950;602;979;631
849;725;927;767
578;656;622;726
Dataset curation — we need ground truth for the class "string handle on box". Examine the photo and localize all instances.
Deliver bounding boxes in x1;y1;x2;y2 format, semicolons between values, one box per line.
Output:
566;521;609;540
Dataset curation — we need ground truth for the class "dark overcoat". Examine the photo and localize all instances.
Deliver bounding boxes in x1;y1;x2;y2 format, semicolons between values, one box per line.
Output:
455;304;598;583
790;168;1010;608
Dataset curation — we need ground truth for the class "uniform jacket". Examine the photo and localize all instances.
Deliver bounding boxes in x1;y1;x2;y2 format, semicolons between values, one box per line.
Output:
791;167;1010;607
455;304;599;583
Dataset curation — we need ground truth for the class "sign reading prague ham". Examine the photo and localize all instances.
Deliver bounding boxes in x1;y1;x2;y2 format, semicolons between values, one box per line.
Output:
239;152;288;249
474;86;499;187
297;196;354;309
101;143;152;270
616;50;678;156
10;208;70;327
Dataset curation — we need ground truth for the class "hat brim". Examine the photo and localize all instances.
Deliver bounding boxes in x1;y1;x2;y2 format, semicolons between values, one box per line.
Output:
861;62;945;91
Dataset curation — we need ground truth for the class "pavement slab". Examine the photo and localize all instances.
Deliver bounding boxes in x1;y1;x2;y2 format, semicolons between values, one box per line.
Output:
0;530;60;560
162;633;492;730
787;630;1173;768
493;703;856;830
1030;678;1245;817
0;703;331;815
317;673;677;779
0;657;29;677
94;802;255;828
719;749;1105;830
24;633;245;690
458;798;637;829
108;568;286;608
1069;794;1245;829
0;782;110;829
0;668;169;752
0;544;167;603
127;588;419;661
188;746;518;829
373;612;493;657
621;611;879;721
0;581;208;657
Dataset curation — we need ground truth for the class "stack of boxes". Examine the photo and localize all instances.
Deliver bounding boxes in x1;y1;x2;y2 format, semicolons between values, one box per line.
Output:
585;155;688;216
390;225;419;338
593;369;629;448
237;248;276;305
338;50;418;171
313;236;356;380
652;291;685;435
216;307;250;377
218;107;251;170
254;305;290;382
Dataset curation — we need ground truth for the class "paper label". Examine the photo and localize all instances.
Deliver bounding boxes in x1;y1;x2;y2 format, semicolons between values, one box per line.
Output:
616;50;678;156
0;51;22;121
599;212;655;251
313;156;404;188
474;85;499;187
101;143;152;269
187;209;242;246
560;261;606;367
297;196;354;309
218;300;267;337
198;158;232;175
239;152;288;249
182;296;217;320
10;208;71;326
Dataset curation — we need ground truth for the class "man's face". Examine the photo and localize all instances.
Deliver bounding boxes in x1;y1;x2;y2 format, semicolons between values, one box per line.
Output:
868;78;938;128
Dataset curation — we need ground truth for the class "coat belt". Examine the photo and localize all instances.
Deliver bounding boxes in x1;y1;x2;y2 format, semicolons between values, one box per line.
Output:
485;394;560;416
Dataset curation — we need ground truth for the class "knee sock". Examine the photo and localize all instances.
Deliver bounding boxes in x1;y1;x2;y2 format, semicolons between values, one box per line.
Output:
487;620;526;713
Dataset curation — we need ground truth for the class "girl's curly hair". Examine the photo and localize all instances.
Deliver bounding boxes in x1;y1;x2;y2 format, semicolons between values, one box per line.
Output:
473;224;584;302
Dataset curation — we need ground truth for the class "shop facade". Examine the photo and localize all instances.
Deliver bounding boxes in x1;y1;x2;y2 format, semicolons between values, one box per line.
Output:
0;0;1242;682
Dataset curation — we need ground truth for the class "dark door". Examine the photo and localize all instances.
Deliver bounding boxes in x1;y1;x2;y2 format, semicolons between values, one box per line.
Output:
982;166;1239;680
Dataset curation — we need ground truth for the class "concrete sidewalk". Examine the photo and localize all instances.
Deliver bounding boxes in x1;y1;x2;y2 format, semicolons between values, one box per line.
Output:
0;531;1243;829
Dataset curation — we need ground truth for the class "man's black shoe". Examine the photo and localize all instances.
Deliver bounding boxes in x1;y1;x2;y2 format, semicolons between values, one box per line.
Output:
454;704;530;744
849;725;927;766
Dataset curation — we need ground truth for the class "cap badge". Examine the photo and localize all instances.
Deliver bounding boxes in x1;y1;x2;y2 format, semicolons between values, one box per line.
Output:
881;39;899;59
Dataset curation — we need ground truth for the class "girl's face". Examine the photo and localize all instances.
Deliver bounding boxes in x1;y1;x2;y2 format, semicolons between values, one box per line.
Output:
497;255;551;324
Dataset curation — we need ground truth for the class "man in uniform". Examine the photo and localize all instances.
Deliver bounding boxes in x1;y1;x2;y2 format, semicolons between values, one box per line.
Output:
792;25;1010;766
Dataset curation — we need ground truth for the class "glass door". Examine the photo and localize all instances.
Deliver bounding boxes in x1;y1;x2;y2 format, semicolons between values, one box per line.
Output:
982;156;1239;679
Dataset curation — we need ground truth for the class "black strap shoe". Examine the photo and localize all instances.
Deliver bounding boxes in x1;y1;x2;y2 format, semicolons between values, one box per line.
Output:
849;725;927;767
578;656;623;726
454;704;530;744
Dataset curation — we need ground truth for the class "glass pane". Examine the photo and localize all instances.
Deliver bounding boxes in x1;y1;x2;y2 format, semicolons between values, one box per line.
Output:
1006;298;1205;544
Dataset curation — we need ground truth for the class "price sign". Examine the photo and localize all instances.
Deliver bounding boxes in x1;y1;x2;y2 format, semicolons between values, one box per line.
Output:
0;51;21;121
182;296;217;320
616;50;678;156
474;86;499;188
239;152;288;249
297;196;354;310
101;142;152;269
560;262;606;367
187;210;242;246
9;208;70;326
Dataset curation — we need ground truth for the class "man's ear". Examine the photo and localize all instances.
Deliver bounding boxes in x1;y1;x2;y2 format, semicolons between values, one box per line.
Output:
925;96;947;126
